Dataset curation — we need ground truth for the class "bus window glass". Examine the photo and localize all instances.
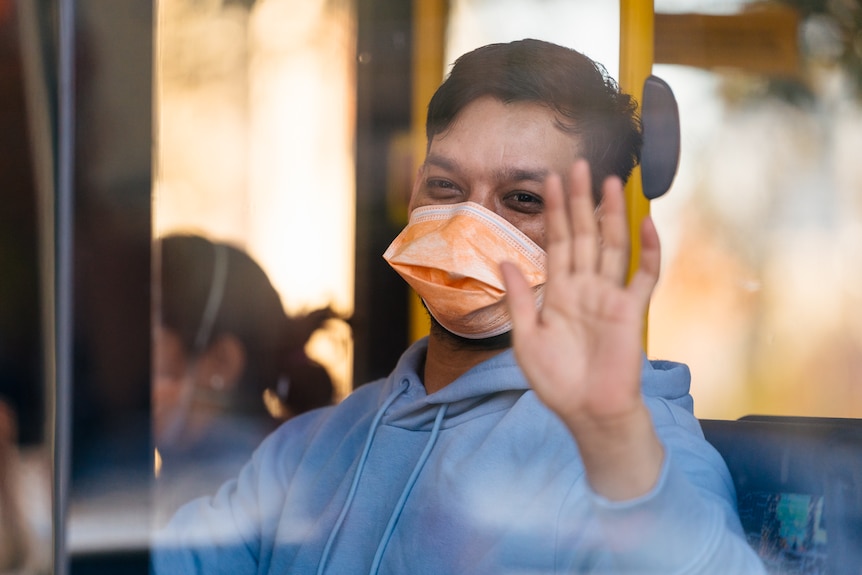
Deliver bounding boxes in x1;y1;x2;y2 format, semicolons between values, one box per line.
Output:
446;0;862;420
152;0;355;525
648;0;862;419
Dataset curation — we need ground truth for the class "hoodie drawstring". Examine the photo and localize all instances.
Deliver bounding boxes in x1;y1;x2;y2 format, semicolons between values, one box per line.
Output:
369;402;448;575
316;380;408;575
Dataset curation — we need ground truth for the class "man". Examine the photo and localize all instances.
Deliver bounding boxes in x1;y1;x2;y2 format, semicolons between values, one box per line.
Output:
153;39;766;574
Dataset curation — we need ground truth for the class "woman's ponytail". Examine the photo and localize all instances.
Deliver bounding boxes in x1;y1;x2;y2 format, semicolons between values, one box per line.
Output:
266;307;338;419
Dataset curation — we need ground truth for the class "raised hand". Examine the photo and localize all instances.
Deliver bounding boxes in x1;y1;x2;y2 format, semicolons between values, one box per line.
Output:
500;160;664;500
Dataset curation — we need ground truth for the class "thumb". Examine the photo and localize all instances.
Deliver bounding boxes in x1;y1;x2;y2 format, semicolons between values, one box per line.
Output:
500;261;538;334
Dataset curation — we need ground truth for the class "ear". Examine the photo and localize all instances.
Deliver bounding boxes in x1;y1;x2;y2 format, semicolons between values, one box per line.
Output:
198;333;247;392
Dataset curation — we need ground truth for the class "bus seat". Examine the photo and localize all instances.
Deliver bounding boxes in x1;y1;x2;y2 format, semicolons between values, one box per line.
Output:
700;418;862;575
738;414;862;427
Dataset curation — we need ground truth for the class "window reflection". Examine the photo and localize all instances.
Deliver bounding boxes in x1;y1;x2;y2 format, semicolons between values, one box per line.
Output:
152;0;355;518
154;0;355;401
152;235;337;525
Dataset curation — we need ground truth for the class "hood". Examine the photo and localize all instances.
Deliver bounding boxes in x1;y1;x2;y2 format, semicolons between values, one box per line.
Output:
642;356;693;413
377;338;529;431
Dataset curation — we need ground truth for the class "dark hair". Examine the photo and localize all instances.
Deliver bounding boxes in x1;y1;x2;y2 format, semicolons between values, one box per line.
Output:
158;234;334;418
426;39;642;200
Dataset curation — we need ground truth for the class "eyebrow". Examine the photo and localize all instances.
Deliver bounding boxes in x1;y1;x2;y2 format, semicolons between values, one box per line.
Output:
424;154;458;172
425;153;550;184
496;166;549;183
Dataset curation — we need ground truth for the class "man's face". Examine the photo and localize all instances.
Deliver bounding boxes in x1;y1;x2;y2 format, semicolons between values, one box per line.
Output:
410;96;582;248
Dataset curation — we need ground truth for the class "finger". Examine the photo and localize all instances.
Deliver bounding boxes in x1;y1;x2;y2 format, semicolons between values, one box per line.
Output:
596;176;629;284
500;260;538;338
568;160;598;274
628;216;661;309
543;173;572;278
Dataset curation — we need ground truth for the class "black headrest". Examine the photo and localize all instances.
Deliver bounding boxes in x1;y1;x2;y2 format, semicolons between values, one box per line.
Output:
640;75;681;200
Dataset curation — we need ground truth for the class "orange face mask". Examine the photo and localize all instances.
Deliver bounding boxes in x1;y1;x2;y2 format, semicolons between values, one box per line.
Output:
383;202;547;339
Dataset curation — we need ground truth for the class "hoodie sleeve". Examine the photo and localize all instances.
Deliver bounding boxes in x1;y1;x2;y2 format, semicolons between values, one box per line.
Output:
583;437;767;574
565;359;767;574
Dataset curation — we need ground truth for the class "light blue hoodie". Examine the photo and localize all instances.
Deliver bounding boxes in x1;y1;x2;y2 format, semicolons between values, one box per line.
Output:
152;338;766;574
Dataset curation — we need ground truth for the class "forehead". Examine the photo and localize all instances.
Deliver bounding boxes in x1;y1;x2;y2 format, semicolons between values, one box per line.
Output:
428;96;581;174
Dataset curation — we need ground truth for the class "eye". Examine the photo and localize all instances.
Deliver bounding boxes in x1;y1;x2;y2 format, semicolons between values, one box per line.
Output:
506;191;544;213
424;178;462;199
427;178;455;189
513;192;540;203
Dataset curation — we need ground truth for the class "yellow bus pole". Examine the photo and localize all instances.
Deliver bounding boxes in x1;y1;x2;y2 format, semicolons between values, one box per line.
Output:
619;0;654;348
408;0;448;343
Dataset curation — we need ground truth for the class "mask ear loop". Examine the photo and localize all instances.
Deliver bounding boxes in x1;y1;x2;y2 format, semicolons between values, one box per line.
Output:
158;243;230;447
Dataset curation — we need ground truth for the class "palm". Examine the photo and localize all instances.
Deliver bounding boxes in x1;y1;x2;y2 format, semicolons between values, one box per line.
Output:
501;161;660;426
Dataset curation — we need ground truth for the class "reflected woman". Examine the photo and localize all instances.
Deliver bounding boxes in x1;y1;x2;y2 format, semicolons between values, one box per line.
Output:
153;234;336;523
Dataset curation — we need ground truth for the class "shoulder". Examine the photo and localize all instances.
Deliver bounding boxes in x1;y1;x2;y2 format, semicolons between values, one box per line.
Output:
250;342;428;470
637;360;739;510
254;378;392;459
